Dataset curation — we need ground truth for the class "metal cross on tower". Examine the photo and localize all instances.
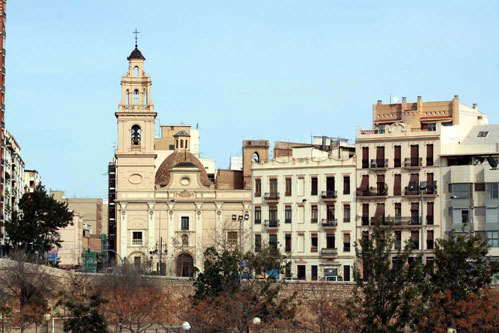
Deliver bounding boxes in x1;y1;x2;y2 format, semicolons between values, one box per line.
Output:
133;28;140;47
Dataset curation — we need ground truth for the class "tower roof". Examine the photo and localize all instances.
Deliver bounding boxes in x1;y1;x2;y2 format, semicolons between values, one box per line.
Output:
173;130;190;137
127;46;146;61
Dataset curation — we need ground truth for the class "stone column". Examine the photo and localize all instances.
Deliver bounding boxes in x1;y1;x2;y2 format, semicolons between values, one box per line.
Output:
195;202;203;269
215;202;223;252
119;202;128;261
147;202;156;254
167;201;175;275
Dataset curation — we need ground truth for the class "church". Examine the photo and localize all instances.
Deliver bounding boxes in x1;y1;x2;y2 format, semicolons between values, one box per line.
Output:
112;43;252;276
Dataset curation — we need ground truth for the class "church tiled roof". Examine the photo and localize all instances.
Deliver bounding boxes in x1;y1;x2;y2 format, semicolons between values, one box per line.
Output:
155;151;212;187
127;46;146;61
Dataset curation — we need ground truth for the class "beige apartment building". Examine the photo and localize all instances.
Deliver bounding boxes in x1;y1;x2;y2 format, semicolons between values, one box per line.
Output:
439;125;499;282
356;95;487;266
0;130;24;255
113;44;251;276
250;137;356;281
24;169;41;193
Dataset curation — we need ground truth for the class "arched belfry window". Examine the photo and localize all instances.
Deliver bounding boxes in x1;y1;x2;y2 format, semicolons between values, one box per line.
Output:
131;125;141;146
126;90;130;105
253;152;260;162
134;66;139;77
180;140;184;148
134;89;139;104
176;139;179;149
144;89;148;105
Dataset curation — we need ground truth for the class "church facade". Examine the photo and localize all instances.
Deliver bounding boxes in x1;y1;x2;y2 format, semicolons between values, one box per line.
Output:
113;45;251;276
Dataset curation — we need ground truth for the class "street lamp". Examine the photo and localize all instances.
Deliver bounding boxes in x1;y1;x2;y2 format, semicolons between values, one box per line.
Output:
43;313;51;333
29;242;47;265
182;321;191;331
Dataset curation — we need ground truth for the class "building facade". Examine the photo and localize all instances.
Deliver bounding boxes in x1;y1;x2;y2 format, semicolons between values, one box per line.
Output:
24;169;41;193
0;1;6;255
250;138;356;281
113;45;251;275
356;96;487;267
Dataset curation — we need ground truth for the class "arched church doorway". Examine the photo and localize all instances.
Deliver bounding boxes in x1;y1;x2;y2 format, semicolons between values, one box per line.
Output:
176;253;194;277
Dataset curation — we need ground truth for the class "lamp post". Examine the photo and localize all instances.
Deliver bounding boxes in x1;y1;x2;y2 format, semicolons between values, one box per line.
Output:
29;242;47;265
43;313;51;333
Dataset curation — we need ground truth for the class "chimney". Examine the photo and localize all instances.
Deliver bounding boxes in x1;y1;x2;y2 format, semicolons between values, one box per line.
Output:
377;100;382;105
402;97;407;103
417;96;422;101
473;103;477;109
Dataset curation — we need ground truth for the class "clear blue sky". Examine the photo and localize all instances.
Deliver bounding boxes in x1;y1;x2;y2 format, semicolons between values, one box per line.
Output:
6;0;499;198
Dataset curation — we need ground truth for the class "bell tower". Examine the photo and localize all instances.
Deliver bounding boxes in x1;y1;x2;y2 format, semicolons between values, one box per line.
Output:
115;39;157;193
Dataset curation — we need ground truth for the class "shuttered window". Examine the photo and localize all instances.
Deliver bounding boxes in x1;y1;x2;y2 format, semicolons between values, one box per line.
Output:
394;174;401;196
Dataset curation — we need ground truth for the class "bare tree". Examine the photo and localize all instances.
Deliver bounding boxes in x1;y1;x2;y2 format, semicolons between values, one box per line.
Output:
0;251;57;333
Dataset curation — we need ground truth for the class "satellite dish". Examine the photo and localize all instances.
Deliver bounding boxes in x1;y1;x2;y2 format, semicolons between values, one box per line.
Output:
392;96;400;104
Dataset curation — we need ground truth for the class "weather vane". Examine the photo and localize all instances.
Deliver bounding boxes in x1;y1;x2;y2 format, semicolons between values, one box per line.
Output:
133;28;140;47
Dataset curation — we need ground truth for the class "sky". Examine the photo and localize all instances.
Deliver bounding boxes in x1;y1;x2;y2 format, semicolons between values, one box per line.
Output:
6;0;499;198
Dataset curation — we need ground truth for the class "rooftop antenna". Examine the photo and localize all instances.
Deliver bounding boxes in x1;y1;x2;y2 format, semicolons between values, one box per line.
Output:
133;28;140;48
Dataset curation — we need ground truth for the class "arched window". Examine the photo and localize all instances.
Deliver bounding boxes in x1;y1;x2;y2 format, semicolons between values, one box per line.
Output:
134;89;139;104
126;90;129;105
253;152;260;162
131;125;141;146
134;66;139;77
180;140;184;148
144;89;147;105
176;139;178;149
185;140;188;149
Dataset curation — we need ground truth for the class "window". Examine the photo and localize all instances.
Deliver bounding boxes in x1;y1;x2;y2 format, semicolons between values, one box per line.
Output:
475;183;486;192
327;205;335;222
343;204;350;222
344;265;351;282
326;177;335;194
311;265;318;281
269;178;278;194
311;177;318;195
269;234;278;253
428;123;436;131
326;234;335;249
343;233;351;252
394;146;401;167
487;231;499;247
285;205;292;223
395;231;401;250
426;144;434;166
269;206;278;223
362;203;369;226
285;178;292;196
478;131;489;137
487;183;499;199
181;217;189;231
255;179;261;197
254;207;261;224
285;234;291;252
394;174;401;196
311;205;318;223
343;176;350;194
131;125;141;146
133;89;139;103
297;265;306;280
427;230;434;250
134;66;139;77
461;210;469;224
311;234;318;252
132;231;143;246
255;234;261;252
411;230;419;250
362;147;369;169
252;152;259;162
453;183;471;199
227;231;237;246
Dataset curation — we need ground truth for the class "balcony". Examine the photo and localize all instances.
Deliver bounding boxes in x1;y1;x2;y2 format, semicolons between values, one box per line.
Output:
368;216;422;227
264;220;280;229
320;248;338;258
403;157;422;169
356;185;388;199
320;190;337;200
321;218;338;229
370;159;388;170
404;185;438;197
361;216;369;226
264;192;280;201
131;239;144;246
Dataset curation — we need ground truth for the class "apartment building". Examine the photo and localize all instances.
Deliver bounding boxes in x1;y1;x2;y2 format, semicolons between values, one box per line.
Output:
356;96;487;266
440;125;499;282
24;169;41;193
0;130;23;255
250;137;356;281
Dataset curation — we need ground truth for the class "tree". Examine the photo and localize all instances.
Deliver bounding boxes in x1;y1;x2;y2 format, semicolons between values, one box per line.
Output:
347;224;428;333
430;232;499;301
5;184;74;253
63;295;108;333
0;251;57;333
96;263;175;333
413;233;499;332
295;283;353;333
189;246;296;332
